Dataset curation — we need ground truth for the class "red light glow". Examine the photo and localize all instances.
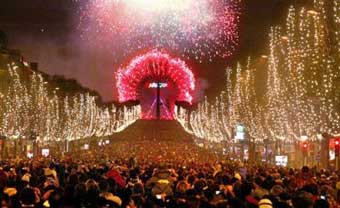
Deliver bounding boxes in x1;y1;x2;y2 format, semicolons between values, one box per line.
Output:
79;0;241;63
117;50;195;104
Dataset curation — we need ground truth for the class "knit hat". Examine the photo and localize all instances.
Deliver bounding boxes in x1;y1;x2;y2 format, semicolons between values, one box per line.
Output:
21;173;31;183
234;173;242;181
258;198;273;208
4;187;17;197
270;184;284;196
101;192;122;206
253;188;269;199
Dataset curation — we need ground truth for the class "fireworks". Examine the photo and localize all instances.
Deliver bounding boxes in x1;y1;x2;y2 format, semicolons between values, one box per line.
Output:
117;50;195;103
78;0;241;63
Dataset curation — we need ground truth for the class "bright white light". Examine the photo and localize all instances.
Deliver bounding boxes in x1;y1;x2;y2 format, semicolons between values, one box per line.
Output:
81;0;240;62
120;0;192;12
42;149;50;157
27;152;33;159
148;82;168;88
275;155;288;167
300;135;308;142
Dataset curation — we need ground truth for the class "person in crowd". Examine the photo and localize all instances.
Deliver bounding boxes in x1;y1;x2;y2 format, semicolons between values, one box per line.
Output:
0;139;339;207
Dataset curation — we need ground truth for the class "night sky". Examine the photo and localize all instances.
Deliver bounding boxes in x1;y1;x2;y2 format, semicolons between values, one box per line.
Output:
0;0;309;102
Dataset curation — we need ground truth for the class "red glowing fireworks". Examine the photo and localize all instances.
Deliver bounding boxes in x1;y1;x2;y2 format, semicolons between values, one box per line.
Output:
78;0;241;63
117;50;195;103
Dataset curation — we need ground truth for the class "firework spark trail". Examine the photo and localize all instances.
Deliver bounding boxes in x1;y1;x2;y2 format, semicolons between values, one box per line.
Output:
78;0;241;63
117;50;195;103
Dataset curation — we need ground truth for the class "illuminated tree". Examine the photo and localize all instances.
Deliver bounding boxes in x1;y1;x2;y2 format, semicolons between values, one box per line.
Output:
0;63;141;142
177;0;340;145
239;58;268;143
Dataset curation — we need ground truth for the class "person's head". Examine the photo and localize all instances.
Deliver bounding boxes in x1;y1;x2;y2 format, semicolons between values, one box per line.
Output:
313;199;329;208
270;184;284;196
258;198;273;208
6;179;16;188
187;195;200;208
133;182;145;195
187;175;195;185
193;179;206;194
64;184;75;200
49;163;55;170
129;168;139;180
0;170;8;188
253;187;269;200
67;174;79;186
221;174;230;185
158;162;167;170
1;194;9;208
303;183;318;196
129;194;144;208
99;180;109;193
240;182;254;197
74;183;86;197
20;187;36;206
85;179;98;192
262;176;275;190
301;166;310;179
211;183;221;194
302;166;309;174
176;181;188;196
279;192;291;202
49;187;64;207
254;176;263;187
44;177;56;189
292;193;313;208
228;197;246;208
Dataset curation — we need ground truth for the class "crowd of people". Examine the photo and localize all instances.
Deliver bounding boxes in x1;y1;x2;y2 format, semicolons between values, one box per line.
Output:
0;139;340;208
